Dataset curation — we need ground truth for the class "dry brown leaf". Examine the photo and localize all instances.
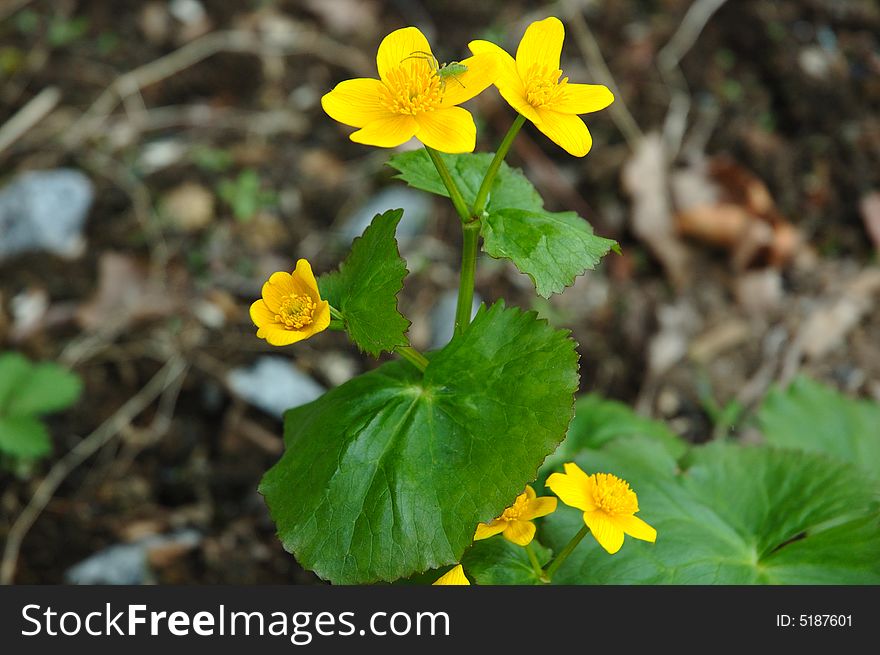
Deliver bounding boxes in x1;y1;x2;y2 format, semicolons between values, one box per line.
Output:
622;133;690;288
799;268;880;360
161;181;214;233
76;252;179;332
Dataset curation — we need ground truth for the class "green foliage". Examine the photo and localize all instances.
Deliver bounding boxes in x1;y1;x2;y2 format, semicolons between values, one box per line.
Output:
462;537;552;585
542;439;880;584
260;302;579;583
540;394;686;483
318;209;411;356
192;146;234;173
388;150;616;297
758;377;880;484
217;169;276;221
0;352;81;465
47;16;89;47
451;391;880;585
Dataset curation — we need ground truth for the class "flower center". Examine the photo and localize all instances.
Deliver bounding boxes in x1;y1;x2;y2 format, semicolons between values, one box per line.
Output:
277;294;315;330
500;494;530;522
381;62;444;115
523;64;568;108
591;473;639;516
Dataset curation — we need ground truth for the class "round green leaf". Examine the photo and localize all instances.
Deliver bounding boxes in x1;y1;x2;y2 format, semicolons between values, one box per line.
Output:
260;302;579;583
462;536;552;585
4;362;82;416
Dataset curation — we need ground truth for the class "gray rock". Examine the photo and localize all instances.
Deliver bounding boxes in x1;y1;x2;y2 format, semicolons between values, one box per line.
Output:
64;530;201;585
0;169;93;261
341;186;431;245
227;356;325;418
430;289;482;350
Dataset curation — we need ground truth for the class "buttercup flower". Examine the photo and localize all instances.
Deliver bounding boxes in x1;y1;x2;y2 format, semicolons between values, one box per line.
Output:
321;27;498;153
473;485;557;546
250;259;331;346
433;564;470;585
469;17;614;156
546;463;656;554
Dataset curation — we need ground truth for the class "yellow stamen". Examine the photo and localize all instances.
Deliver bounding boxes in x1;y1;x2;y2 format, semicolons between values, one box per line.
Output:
523;64;568;108
381;62;444;115
277;294;315;330
591;473;639;516
499;493;531;521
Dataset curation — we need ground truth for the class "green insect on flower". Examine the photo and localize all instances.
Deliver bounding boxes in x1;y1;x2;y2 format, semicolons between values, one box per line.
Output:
403;50;469;90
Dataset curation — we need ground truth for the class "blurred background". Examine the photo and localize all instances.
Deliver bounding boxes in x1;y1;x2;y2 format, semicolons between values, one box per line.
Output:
0;0;878;584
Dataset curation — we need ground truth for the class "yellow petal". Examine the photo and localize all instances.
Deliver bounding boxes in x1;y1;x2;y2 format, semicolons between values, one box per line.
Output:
262;272;292;313
439;52;498;107
546;462;595;511
250;299;276;328
377;26;432;84
515;17;565;79
414;106;475;153
262;325;310;347
502;520;536;546
615;514;657;543
474;520;507;541
523;496;557;521
583;510;625;554
292;258;321;298
303;299;331;338
524;485;536;500
321;78;391;128
552;83;614;115
350;114;418;148
533;108;593;157
469;39;542;125
433;564;470;586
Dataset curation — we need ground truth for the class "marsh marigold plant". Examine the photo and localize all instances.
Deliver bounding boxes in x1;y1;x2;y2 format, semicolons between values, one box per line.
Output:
470;17;614;156
321;27;499;153
253;16;651;587
250;259;330;346
474;485;556;546
546;463;657;555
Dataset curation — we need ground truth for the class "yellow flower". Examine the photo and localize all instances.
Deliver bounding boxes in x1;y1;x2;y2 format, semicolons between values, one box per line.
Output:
321;26;498;153
473;485;557;546
546;463;656;554
432;564;470;585
469;17;614;157
250;259;331;346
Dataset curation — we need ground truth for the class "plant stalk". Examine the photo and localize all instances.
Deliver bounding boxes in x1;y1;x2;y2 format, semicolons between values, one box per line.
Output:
525;543;549;583
454;220;480;335
471;113;526;217
544;523;590;582
396;346;429;372
424;146;471;223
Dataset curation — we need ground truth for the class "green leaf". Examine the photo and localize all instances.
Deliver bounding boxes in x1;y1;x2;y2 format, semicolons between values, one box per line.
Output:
541;394;687;483
260;301;579;583
0;416;52;459
388;150;616;297
482;209;617;297
388;150;542;212
542;441;880;584
758;376;880;484
4;362;82;417
318;209;411;357
462;536;552;585
0;352;32;410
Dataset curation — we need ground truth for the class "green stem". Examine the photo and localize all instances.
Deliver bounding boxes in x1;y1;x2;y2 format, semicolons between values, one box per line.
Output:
424;146;471;223
544;524;590;582
454;220;480;335
524;543;548;583
329;306;344;321
396;345;429;372
471;114;526;217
